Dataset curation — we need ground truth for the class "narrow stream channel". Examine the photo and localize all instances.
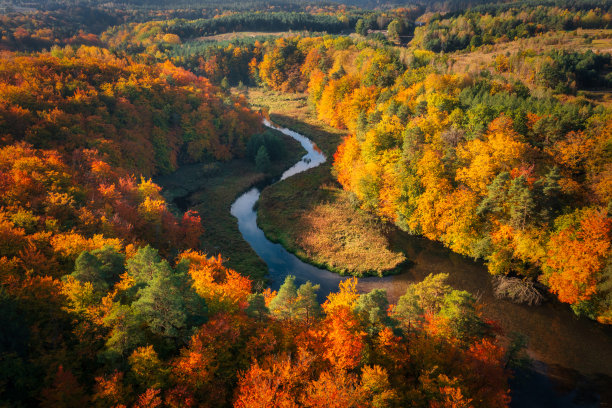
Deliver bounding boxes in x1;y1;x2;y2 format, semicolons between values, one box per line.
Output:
230;119;348;296
230;120;612;407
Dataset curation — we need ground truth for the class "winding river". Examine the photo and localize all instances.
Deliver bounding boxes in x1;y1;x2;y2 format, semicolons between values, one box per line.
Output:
230;120;612;407
230;120;348;296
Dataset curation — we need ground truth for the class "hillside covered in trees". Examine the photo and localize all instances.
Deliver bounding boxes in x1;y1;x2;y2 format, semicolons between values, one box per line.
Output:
0;45;516;407
0;0;611;406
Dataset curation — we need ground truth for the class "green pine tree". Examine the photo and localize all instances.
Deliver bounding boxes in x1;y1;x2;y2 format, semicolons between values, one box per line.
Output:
255;145;271;173
269;275;298;320
246;293;269;322
296;282;322;324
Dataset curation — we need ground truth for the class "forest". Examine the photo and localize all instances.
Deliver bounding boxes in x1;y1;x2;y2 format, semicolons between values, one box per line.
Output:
241;34;611;323
0;0;611;407
414;4;612;52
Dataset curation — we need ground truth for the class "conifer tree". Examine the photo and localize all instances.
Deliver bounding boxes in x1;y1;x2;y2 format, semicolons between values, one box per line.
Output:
296;281;322;324
269;275;298;320
255;145;271;173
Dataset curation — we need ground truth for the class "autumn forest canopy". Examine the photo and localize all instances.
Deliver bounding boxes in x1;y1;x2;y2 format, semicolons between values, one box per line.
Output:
0;0;611;406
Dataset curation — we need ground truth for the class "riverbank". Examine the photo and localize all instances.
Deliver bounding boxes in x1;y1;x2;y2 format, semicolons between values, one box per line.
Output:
155;126;305;282
368;230;612;406
258;165;407;277
246;88;342;156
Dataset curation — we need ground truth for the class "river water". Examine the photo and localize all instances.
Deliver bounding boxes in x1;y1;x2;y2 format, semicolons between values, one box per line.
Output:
230;120;612;407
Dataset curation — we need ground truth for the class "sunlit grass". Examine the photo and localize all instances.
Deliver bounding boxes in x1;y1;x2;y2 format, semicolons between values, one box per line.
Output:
246;87;345;155
446;29;612;107
258;158;406;277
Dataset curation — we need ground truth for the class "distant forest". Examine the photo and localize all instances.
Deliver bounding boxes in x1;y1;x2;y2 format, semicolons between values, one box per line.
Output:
3;0;568;12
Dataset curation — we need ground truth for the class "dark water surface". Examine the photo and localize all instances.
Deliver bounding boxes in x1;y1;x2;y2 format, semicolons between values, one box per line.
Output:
229;121;612;407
